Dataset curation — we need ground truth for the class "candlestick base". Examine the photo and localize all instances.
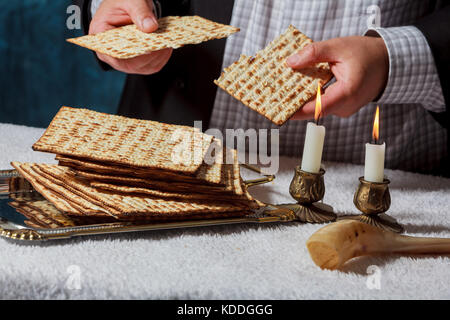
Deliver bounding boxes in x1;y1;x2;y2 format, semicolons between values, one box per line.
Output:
270;166;336;223
274;202;336;223
342;176;404;233
338;213;404;233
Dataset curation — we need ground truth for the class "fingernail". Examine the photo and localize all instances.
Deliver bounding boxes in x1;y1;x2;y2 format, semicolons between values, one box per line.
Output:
142;17;156;31
286;54;300;66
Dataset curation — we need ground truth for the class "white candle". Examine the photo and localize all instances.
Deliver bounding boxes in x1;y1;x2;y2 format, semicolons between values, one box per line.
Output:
300;84;325;173
364;106;385;182
364;142;385;182
301;122;325;173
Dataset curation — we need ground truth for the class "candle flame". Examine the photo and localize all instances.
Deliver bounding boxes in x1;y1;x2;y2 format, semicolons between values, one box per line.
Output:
314;84;322;123
372;106;380;143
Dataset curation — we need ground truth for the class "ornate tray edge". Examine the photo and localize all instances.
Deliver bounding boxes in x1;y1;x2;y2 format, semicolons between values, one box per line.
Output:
0;167;295;241
0;208;295;241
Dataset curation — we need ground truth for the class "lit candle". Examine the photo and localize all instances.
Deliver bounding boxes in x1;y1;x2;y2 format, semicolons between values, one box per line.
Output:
301;85;325;173
364;106;385;182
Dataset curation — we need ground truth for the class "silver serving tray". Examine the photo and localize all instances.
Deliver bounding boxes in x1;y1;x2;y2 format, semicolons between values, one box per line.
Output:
0;166;299;241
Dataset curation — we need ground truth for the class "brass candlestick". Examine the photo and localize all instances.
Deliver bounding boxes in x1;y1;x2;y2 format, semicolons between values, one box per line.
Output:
272;166;336;223
342;176;403;233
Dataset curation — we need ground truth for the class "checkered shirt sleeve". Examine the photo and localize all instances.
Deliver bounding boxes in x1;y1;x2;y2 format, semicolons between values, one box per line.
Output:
367;26;446;113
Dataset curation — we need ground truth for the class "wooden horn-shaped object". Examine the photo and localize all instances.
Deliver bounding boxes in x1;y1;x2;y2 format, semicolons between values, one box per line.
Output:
306;220;450;270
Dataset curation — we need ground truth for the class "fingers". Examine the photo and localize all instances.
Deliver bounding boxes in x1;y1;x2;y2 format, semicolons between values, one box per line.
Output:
125;0;158;32
89;0;133;35
134;48;172;74
286;39;340;69
291;81;351;120
97;49;172;75
89;0;167;74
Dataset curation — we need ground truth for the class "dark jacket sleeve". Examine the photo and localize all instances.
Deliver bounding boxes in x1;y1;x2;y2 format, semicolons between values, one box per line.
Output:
73;0;91;34
414;3;450;129
72;0;112;70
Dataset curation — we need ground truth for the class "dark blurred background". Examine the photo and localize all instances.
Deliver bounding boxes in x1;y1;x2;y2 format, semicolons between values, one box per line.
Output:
0;0;125;127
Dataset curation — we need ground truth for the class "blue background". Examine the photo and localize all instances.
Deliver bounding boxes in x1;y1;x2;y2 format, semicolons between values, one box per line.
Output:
0;0;125;127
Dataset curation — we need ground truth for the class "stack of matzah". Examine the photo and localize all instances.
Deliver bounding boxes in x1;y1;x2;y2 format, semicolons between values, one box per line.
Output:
10;107;262;227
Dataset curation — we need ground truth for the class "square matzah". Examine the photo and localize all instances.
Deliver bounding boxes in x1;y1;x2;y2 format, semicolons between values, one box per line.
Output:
214;25;333;125
35;163;251;218
67;16;239;59
33;107;213;174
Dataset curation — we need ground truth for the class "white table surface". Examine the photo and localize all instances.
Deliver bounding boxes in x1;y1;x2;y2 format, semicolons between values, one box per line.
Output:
0;123;449;299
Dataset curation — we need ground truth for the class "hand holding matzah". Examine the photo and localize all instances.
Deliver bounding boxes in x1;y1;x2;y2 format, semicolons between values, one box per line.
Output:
69;1;240;75
215;27;389;125
88;0;172;75
287;36;389;120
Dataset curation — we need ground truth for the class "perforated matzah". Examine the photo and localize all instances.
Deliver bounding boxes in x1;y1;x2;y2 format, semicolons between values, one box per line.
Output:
33;107;213;173
12;162;112;216
9;201;59;229
55;138;227;185
29;164;116;217
214;25;333;125
57;143;244;194
23;200;76;227
35;164;251;219
11;162;85;215
67;16;239;59
9;200;75;229
89;182;249;201
67;153;244;196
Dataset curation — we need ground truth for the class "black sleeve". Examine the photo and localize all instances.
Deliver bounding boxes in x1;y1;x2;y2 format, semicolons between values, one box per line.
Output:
72;0;111;70
73;0;91;34
414;3;450;129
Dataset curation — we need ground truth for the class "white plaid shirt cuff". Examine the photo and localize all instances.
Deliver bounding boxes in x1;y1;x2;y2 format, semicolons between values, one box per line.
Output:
366;26;445;113
90;0;102;17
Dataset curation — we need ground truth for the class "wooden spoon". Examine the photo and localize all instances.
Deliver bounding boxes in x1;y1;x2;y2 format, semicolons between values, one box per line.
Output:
306;220;450;270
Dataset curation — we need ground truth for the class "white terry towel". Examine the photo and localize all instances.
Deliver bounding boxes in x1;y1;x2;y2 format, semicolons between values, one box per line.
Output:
0;123;449;299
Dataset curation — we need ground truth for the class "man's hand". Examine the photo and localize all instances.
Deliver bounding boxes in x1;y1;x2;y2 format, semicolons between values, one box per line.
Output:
89;0;172;75
287;36;389;119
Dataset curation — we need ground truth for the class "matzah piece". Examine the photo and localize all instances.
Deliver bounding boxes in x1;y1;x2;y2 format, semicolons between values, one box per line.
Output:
23;200;76;227
90;182;248;201
9;201;50;228
55;138;226;185
58;144;244;195
36;164;251;219
69;159;243;196
11;162;83;215
11;162;111;216
58;158;203;184
67;16;239;59
8;176;33;193
9;201;65;229
81;171;238;194
90;182;262;210
24;220;47;229
214;25;333;125
29;165;119;217
33;106;213;173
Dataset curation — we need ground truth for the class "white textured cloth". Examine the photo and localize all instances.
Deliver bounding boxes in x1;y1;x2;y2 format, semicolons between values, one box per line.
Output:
1;123;450;299
210;0;447;173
